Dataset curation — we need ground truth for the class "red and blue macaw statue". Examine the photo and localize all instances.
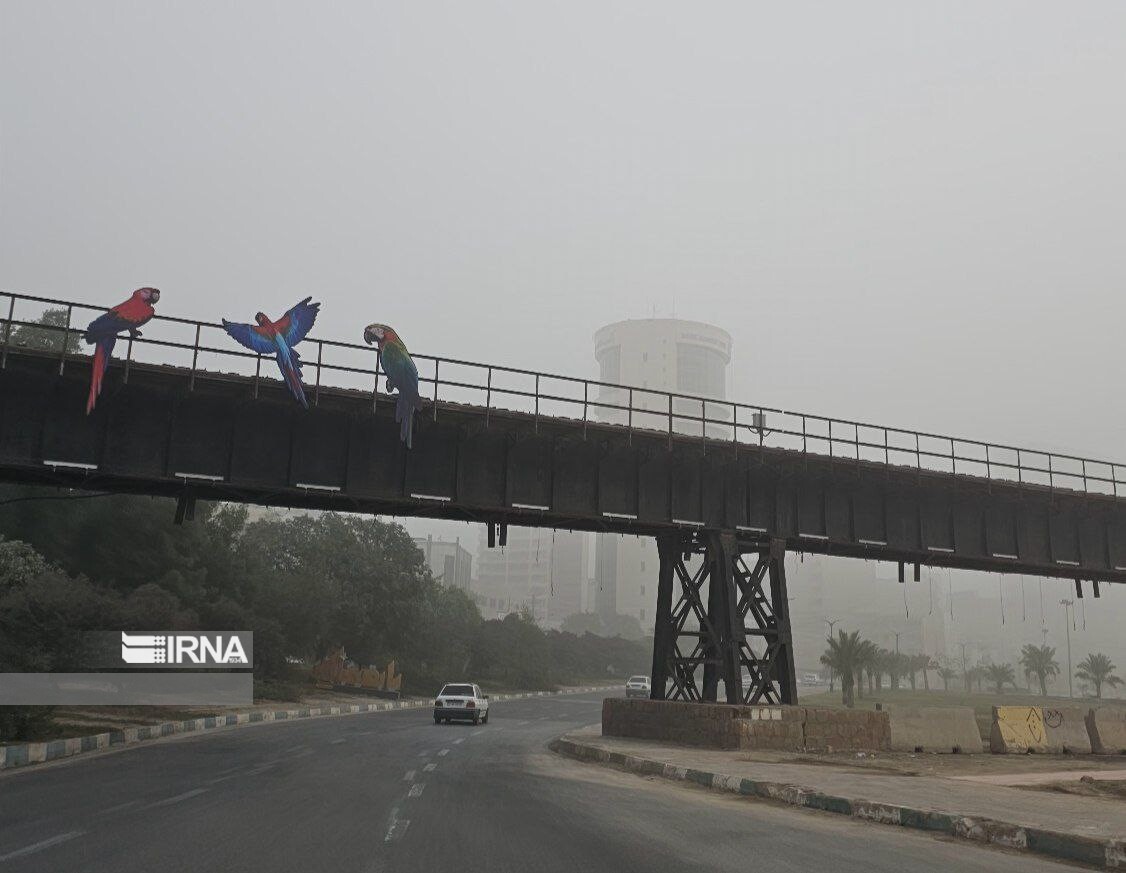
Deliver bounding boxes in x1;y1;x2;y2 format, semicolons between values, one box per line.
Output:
222;297;321;408
364;323;421;448
83;286;161;414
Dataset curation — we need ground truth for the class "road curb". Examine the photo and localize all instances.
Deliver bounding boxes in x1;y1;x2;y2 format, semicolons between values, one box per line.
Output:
0;685;618;772
549;737;1126;870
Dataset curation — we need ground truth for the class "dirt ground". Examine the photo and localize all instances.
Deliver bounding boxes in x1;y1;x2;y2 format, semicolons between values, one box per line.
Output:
1020;777;1126;801
799;687;1126;742
738;746;1126;778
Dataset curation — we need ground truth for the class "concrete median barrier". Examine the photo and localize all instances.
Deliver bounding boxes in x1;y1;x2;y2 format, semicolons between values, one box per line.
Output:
1086;706;1126;755
990;706;1048;753
887;705;982;753
1040;705;1091;754
990;705;1093;754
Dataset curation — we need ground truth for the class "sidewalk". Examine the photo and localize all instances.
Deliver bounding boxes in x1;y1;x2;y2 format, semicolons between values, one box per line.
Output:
553;728;1126;869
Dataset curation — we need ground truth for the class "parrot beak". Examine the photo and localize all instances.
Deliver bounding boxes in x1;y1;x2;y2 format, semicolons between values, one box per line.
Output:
363;326;375;345
151;289;161;303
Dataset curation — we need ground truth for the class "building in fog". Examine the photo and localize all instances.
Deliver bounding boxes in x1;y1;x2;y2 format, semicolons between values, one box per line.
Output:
472;526;590;627
592;318;733;628
413;535;473;591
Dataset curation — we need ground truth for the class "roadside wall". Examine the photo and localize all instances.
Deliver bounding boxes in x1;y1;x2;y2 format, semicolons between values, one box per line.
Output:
1086;706;1126;755
887;705;982;753
602;699;889;752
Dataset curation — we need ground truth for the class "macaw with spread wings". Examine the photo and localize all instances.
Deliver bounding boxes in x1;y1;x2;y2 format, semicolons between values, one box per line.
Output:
222;297;320;408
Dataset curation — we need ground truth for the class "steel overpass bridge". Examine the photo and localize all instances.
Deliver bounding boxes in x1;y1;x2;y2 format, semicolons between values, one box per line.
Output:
2;291;1124;707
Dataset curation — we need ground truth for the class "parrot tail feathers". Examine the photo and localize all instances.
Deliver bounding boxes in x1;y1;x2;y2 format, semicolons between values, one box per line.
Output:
86;337;115;415
397;391;421;449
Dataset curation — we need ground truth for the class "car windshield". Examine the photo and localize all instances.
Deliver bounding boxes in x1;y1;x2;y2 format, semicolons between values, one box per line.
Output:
440;684;475;696
628;676;649;684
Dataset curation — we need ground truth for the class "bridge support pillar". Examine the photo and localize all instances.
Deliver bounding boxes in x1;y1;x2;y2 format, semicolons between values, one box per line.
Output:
650;533;797;705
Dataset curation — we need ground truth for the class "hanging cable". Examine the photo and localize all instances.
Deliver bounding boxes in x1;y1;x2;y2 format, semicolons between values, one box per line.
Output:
1080;597;1086;631
1039;579;1045;623
998;573;1005;625
549;530;556;597
903;580;909;619
928;570;934;616
1020;574;1026;622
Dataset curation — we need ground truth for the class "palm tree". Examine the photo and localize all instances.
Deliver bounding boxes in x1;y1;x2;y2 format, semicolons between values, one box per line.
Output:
917;654;936;691
937;666;958;691
854;639;878;700
821;630;867;708
984;663;1016;694
1020;644;1060;697
1075;653;1123;699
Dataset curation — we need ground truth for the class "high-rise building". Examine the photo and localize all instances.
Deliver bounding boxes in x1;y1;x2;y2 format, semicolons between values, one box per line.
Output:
592;318;733;628
472;526;589;627
413;535;473;591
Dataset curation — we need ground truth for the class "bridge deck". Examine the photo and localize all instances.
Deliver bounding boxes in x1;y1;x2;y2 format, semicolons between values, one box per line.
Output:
1;338;1125;585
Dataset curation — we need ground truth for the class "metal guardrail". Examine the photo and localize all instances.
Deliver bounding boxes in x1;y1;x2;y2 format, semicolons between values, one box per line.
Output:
1;289;1122;497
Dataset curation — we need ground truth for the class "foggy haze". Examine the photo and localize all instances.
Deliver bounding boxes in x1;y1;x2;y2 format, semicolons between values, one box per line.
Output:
2;2;1123;668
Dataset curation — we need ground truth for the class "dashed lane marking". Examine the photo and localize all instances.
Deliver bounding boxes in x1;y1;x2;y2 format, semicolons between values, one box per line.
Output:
98;800;139;815
0;831;85;863
452;738;464;744
408;783;425;798
423;763;436;772
438;748;450;757
153;788;209;807
417;750;430;758
403;770;416;781
384;806;410;843
329;737;347;744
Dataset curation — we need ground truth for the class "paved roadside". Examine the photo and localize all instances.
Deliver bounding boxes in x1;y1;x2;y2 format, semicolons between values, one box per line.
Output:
0;685;618;773
553;728;1126;869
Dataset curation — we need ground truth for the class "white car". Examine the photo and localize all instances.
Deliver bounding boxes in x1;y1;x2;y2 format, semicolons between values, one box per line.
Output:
625;675;651;698
433;683;490;725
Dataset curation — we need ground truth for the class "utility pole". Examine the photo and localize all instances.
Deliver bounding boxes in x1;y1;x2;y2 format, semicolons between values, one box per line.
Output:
960;642;969;692
894;631;901;655
1060;599;1074;698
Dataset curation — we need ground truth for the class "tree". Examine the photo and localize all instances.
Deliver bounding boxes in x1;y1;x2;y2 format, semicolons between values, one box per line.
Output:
984;663;1016;695
7;306;82;354
1075;653;1123;699
1020;644;1061;697
937;666;958;691
821;630;867;707
914;654;936;691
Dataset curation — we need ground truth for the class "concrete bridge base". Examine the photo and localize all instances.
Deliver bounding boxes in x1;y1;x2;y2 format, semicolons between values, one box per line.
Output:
603;698;890;752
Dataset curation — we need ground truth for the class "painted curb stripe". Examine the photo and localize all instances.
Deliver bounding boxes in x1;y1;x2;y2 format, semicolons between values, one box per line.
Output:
549;738;1124;871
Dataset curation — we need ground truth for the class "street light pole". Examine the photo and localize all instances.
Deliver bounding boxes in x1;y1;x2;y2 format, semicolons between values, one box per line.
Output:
1059;599;1074;698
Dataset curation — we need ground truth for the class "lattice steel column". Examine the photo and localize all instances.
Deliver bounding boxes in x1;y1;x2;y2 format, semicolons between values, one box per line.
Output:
731;537;798;704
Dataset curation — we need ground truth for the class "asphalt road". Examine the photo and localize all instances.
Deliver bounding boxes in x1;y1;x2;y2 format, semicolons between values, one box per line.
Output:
0;692;1076;872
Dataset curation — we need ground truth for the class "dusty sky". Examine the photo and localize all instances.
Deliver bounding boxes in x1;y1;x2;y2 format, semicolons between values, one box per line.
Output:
4;2;1125;460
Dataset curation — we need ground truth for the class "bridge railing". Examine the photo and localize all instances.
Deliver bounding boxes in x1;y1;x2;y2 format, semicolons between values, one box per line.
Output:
2;289;1122;498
